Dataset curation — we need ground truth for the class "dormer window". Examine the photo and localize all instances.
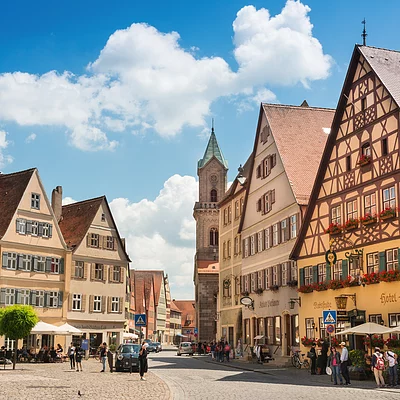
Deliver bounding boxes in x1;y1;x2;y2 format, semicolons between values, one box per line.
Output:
31;193;40;210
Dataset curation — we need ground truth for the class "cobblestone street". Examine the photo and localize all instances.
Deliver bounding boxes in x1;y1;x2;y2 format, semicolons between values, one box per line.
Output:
0;358;170;400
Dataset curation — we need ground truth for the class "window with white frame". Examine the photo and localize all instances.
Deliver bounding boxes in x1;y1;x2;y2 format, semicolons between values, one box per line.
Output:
318;263;326;283
90;233;99;247
265;268;270;289
304;266;312;285
349;258;361;278
234;236;240;255
244;275;249;292
36;290;44;307
383;186;396;209
369;314;383;324
250;273;256;292
235;201;239;219
386;248;398;271
290;261;298;281
20;289;30;305
223;208;228;225
305;318;315;339
5;288;15;305
21;254;32;271
6;253;18;270
272;224;279;246
257;232;263;252
281;263;288;286
75;261;84;278
389;313;400;328
228;206;232;223
106;236;114;250
48;291;58;308
346;199;358;220
111;297;119;312
257;271;263;289
250;236;255;255
17;219;26;234
264;228;270;249
42;223;50;238
51;258;60;273
367;253;379;274
95;264;104;280
244;238;249;258
223;242;227;259
331;205;341;224
113;266;121;282
31;221;39;236
364;193;376;216
333;260;342;280
31;193;40;209
93;295;102;312
272;265;279;286
72;294;82;311
281;220;287;242
36;256;46;272
264;192;271;213
290;215;297;239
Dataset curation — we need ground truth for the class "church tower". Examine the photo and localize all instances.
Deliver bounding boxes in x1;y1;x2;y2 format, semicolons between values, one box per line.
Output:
193;127;228;341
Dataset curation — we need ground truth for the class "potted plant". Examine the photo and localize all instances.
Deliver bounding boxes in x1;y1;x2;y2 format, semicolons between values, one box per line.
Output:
343;218;359;231
301;336;314;346
360;213;377;226
357;154;371;167
364;335;384;348
324;222;342;235
255;287;264;295
287;280;298;288
379;206;397;221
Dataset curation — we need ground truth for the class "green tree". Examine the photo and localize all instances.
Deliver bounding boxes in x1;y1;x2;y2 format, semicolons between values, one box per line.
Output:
0;305;39;369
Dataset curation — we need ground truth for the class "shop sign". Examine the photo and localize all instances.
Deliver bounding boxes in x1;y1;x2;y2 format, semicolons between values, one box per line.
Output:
259;300;279;308
380;292;400;305
313;301;332;309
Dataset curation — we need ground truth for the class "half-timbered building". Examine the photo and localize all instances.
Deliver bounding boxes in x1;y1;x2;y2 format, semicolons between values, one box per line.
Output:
291;45;400;350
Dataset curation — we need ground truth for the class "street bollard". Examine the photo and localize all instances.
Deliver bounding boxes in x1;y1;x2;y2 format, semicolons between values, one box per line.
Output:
130;354;132;374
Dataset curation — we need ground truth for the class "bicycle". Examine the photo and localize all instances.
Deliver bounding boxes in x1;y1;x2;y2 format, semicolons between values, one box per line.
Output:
291;350;310;370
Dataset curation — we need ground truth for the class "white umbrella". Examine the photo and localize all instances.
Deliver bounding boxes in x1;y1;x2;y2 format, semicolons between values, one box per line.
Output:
57;323;83;335
123;332;138;339
335;322;392;335
387;326;400;334
31;321;62;334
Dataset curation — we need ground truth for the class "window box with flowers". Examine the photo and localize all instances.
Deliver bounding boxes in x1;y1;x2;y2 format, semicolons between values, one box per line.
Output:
298;284;313;294
255;287;264;295
327;279;345;290
269;285;279;292
313;282;328;292
344;218;359;231
385;337;400;348
301;336;315;346
357;154;371;167
342;275;360;288
379;207;397;221
360;213;377;226
324;223;343;236
287;280;298;288
380;269;400;283
361;272;380;285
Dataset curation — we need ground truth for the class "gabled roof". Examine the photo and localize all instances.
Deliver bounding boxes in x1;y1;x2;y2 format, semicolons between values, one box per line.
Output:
198;129;228;169
132;270;165;306
59;196;131;261
291;44;400;259
173;300;195;327
263;103;334;205
170;301;182;313
133;271;155;313
0;168;35;238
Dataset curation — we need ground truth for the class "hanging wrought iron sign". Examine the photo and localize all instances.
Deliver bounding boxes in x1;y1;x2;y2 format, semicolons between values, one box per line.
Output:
345;248;363;263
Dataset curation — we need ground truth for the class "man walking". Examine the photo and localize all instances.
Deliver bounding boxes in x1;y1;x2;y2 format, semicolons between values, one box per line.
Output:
67;342;76;370
100;342;108;372
385;346;398;387
340;342;351;385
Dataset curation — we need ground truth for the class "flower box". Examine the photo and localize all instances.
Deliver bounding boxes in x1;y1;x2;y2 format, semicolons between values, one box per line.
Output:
298;285;313;294
255;288;264;295
269;285;279;292
345;224;358;231
379;207;397;221
324;223;342;235
360;213;377;225
357;154;371;166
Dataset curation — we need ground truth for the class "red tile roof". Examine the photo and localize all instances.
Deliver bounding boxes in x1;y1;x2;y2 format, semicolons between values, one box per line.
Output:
263;103;334;205
173;300;196;329
0;168;35;238
170;301;181;313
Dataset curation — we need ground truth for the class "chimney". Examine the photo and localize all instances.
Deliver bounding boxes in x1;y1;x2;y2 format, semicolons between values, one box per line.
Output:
52;186;63;222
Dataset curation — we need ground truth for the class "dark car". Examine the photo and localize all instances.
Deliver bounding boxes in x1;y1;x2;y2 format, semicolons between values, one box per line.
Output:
153;342;162;352
146;342;159;353
115;344;141;372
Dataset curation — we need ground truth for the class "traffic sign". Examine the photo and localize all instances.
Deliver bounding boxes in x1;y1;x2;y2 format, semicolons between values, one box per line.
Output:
322;310;337;324
194;328;198;334
326;324;335;334
134;314;147;326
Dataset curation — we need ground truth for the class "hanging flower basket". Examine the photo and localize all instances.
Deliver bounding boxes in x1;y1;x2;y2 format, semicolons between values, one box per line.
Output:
324;223;343;235
357;154;371;166
360;213;377;226
379;207;397;221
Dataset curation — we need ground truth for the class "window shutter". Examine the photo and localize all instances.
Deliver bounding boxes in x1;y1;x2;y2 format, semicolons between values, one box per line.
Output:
58;292;63;308
299;268;305;286
49;224;53;238
86;234;91;247
91;263;95;281
101;296;106;313
253;234;257;254
26;220;32;234
326;263;331;282
240;276;244;293
379;252;386;272
109;266;113;283
266;156;271;176
256;199;261;212
256;165;260;178
271;189;276;204
0;288;6;304
312;266;318;283
107;296;111;313
113;237;118;251
242;240;245;256
2;253;7;268
16;218;20;233
45;257;52;273
38;223;44;237
296;212;300;236
32;256;38;271
44;292;49;308
89;295;93;313
98;235;103;249
120;267;125;283
277;264;282;286
342;260;349;279
68;294;72;311
272;153;276;167
16;289;21;304
81;294;86;312
285;217;290;241
103;265;107;282
30;290;36;306
84;263;88;280
60;258;64;275
103;236;107;249
119;297;123;314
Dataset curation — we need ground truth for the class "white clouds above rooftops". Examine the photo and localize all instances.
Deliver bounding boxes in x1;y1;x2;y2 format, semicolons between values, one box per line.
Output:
0;0;332;151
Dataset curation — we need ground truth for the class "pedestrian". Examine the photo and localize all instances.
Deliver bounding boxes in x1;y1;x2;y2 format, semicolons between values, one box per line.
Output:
218;341;224;362
320;339;329;374
339;342;351;385
75;345;83;372
139;342;149;381
100;342;108;372
211;341;216;360
309;343;317;375
385;346;398;387
372;347;386;388
67;342;76;370
224;341;231;362
107;347;114;373
328;347;343;385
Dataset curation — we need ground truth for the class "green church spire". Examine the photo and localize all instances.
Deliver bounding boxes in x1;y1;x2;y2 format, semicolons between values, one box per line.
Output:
198;127;228;169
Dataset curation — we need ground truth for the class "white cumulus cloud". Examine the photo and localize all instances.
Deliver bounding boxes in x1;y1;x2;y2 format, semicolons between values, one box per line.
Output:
25;133;37;143
62;197;77;205
109;174;198;299
0;130;13;168
0;1;332;151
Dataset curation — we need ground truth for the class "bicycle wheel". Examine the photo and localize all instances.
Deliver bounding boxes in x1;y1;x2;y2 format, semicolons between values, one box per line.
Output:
295;358;302;369
291;356;297;368
303;360;310;370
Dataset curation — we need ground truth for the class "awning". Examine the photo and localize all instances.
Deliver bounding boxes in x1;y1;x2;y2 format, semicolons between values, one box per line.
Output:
123;332;139;339
254;335;264;340
31;321;62;334
334;322;392;335
176;333;188;337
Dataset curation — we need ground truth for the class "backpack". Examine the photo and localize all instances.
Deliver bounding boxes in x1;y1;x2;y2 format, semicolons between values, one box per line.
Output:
375;354;385;370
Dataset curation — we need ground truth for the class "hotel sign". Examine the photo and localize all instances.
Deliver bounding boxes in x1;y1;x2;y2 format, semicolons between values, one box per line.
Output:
313;301;332;309
380;292;400;305
259;300;279;308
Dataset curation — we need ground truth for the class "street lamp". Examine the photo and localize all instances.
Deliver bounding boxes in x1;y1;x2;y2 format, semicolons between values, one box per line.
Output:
288;298;301;310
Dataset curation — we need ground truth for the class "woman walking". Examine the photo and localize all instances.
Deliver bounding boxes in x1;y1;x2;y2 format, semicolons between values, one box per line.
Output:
328;347;343;385
139;342;149;381
67;342;76;370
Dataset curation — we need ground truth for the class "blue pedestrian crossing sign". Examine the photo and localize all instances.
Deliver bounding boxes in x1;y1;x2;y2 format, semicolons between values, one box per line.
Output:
194;328;198;334
134;314;147;326
322;310;337;324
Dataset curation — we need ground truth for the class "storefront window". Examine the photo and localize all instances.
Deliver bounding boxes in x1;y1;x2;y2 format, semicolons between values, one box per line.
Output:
274;316;281;345
305;318;315;339
291;315;299;346
266;317;274;345
244;319;250;344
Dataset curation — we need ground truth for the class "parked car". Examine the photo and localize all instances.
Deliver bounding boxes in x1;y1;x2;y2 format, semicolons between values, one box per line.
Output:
115;344;141;372
153;342;162;352
177;342;194;356
146;342;160;353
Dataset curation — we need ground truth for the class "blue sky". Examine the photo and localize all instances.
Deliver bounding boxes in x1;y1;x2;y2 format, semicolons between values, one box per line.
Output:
1;0;399;298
